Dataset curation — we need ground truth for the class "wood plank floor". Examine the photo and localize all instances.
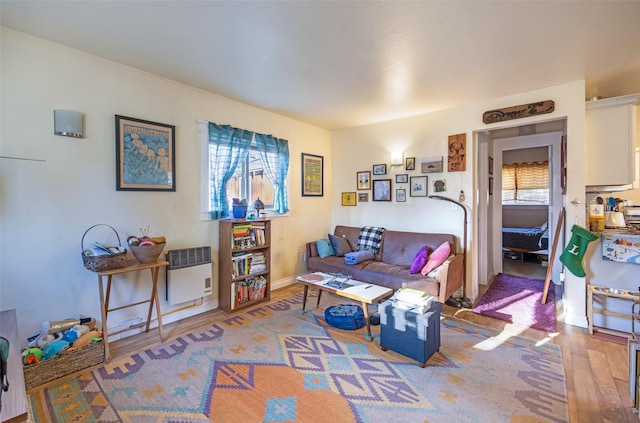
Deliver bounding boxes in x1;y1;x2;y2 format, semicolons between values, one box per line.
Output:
106;280;639;423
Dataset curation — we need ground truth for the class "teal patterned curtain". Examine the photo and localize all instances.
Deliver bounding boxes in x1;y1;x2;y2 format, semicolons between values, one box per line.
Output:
254;134;290;214
208;123;252;219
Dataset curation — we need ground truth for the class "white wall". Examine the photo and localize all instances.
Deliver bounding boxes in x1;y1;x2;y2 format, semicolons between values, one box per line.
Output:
0;29;333;340
332;81;588;327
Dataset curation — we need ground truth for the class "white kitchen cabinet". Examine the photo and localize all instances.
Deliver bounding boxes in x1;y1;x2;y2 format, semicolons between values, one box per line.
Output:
586;93;640;187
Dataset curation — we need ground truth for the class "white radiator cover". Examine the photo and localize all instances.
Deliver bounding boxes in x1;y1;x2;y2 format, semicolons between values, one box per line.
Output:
166;247;212;305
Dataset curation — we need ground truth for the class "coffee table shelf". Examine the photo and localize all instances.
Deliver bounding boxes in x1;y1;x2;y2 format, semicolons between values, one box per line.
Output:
296;272;393;341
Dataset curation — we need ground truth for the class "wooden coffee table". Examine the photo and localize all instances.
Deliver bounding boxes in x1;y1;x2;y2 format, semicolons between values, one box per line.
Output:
296;272;393;341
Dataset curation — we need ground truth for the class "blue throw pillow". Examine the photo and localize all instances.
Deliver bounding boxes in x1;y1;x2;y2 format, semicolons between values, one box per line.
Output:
316;239;335;258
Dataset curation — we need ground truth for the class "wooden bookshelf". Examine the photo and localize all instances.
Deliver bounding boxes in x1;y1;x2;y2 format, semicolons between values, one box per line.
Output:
218;219;271;313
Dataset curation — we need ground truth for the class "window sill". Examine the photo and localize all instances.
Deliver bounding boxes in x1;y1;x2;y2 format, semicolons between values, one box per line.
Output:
200;211;290;221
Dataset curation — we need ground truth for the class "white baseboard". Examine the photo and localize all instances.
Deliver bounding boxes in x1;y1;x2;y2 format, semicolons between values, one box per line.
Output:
563;312;588;328
114;277;298;341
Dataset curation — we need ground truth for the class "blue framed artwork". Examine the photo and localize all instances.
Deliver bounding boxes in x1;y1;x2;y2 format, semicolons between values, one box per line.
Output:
115;115;175;191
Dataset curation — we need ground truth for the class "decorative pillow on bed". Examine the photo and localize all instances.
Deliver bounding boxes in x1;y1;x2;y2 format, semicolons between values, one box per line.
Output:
410;245;430;274
328;234;353;257
421;241;451;275
316;239;335;258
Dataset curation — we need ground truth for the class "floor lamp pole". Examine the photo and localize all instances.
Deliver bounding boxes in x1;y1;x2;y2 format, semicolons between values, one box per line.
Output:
428;195;472;308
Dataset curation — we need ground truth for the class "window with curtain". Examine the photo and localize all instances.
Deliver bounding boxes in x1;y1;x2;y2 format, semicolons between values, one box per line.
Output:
206;122;289;219
502;161;549;204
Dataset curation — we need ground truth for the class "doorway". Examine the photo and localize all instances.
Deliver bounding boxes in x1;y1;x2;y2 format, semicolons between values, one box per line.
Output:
476;121;566;293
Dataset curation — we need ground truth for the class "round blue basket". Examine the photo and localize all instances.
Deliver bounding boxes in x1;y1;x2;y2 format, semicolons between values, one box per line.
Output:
232;205;248;219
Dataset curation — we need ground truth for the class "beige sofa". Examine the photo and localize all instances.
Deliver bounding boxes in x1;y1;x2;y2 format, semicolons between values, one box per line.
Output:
305;225;464;303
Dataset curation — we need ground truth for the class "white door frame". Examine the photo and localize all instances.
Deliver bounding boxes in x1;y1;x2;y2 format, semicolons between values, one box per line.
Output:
475;130;564;293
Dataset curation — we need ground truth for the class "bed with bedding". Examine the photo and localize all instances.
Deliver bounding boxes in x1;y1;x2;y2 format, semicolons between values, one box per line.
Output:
502;222;549;252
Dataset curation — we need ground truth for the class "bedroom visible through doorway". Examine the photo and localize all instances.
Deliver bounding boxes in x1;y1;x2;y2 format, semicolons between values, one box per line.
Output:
475;122;565;296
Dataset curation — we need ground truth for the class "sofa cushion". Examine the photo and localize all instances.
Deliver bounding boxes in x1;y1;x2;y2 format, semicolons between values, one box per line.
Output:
381;231;456;266
355;261;440;297
329;234;353;256
307;255;369;275
410;245;430;274
421;241;451;275
316;239;335;258
333;226;363;254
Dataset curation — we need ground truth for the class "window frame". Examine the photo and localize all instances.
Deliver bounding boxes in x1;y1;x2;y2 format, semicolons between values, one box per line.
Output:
199;122;289;220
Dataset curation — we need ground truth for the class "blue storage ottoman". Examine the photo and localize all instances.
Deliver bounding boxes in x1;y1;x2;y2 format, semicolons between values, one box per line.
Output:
379;300;442;367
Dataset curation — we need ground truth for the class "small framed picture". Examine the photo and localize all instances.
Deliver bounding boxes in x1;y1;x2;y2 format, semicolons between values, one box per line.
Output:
395;173;408;183
396;188;406;202
433;179;446;193
342;192;357;206
405;157;415;171
421;156;443;173
356;170;371;190
358;193;368;202
410;176;428;197
373;164;387;175
373;179;392;201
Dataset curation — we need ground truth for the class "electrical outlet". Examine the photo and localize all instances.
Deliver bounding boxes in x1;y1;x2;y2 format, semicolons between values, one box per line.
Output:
559;272;565;282
299;252;306;262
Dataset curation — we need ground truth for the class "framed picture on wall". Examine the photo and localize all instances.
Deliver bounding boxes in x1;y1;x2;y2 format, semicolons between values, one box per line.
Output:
373;179;391;201
301;153;324;196
410;176;428;197
373;164;387;175
356;170;371;190
421;156;443;173
358;193;369;202
342;192;357;206
395;173;408;183
405;157;415;170
396;188;406;202
433;179;446;193
115;115;176;191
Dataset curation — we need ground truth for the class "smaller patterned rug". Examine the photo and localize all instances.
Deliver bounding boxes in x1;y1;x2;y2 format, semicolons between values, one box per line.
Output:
473;273;557;332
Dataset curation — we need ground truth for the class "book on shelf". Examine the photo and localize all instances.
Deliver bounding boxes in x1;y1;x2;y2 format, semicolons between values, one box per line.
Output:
231;275;268;308
249;252;266;274
231;223;267;248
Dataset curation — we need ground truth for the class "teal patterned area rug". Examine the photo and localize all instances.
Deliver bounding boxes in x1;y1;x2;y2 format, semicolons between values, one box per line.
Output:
29;293;568;422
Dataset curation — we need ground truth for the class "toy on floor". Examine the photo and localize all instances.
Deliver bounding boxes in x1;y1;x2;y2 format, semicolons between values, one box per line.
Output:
21;348;43;365
68;330;102;351
42;339;70;360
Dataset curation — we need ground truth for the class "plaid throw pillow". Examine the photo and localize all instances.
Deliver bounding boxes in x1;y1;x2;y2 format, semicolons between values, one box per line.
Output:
357;226;385;254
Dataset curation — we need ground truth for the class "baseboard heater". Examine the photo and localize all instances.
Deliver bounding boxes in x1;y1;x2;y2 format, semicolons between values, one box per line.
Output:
166;246;212;305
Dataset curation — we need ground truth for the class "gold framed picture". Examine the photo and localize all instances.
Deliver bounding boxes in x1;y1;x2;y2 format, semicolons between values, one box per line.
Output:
342;192;357;206
356;170;371;190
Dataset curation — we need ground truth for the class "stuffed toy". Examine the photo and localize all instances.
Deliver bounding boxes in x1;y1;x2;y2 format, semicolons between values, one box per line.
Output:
42;339;69;361
21;347;43;365
68;330;102;351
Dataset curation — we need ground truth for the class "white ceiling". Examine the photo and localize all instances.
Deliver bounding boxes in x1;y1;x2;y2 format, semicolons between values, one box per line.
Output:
2;1;640;130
